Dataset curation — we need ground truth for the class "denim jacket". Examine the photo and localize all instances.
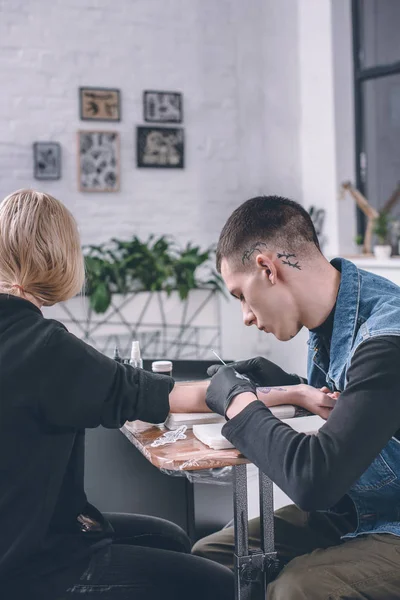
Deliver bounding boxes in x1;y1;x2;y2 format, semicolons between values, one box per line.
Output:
307;257;400;538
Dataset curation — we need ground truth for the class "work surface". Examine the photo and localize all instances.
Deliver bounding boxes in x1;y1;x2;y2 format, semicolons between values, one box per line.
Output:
121;420;249;471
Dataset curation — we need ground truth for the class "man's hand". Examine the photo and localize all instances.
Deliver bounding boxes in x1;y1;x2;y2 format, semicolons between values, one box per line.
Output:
296;384;339;420
205;365;257;417
319;386;340;400
207;356;301;387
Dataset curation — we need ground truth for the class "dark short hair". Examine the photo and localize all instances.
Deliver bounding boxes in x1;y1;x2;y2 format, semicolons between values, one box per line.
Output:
216;195;321;272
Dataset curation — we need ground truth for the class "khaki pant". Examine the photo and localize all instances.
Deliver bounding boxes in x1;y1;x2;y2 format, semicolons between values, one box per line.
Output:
192;505;400;599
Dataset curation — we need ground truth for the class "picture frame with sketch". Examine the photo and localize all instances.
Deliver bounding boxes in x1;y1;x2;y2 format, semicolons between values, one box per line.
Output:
137;126;184;169
79;87;121;121
33;142;61;180
143;91;183;123
78;130;120;192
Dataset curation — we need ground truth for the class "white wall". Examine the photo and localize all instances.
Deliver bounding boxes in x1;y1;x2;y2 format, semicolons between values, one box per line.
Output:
297;0;357;258
332;0;357;255
257;0;303;202
0;0;271;248
298;0;340;257
0;0;315;251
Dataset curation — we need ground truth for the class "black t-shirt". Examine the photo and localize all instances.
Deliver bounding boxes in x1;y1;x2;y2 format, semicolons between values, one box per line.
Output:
0;295;173;596
223;332;400;513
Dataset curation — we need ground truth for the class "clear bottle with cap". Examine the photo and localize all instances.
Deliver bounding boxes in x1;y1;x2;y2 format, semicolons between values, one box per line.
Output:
152;360;173;377
129;340;143;369
113;346;123;364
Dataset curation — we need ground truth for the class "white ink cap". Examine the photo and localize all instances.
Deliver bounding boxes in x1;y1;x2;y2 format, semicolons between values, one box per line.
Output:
152;360;173;375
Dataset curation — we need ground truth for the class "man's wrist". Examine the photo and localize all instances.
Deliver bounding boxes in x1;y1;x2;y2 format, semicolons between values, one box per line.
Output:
295;383;310;410
226;392;258;420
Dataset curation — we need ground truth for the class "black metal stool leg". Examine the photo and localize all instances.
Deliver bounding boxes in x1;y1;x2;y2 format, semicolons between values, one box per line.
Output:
233;464;252;600
259;471;279;588
233;465;279;600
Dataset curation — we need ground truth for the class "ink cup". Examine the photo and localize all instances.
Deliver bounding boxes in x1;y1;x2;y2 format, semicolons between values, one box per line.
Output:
152;360;173;377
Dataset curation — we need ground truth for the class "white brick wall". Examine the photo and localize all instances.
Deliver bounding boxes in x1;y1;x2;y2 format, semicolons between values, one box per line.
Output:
0;0;277;248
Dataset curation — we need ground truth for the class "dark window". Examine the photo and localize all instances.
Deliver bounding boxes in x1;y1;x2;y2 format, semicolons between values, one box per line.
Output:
359;0;400;69
353;0;400;237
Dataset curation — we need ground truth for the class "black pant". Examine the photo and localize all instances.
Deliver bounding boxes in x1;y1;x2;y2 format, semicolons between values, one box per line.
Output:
56;512;233;600
193;505;400;599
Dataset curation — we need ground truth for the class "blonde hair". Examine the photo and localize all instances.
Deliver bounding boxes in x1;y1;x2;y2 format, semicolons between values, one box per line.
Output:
0;189;85;306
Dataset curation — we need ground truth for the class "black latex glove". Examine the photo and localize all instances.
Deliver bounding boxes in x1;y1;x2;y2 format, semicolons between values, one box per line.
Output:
207;356;302;387
205;365;257;417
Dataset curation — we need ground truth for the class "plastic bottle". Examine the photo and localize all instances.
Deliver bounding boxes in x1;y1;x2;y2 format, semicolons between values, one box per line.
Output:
113;346;123;364
129;340;143;368
151;360;173;377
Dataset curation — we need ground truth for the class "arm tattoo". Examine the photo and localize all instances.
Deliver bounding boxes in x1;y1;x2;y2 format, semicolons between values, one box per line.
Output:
242;242;268;264
277;252;301;270
257;387;288;394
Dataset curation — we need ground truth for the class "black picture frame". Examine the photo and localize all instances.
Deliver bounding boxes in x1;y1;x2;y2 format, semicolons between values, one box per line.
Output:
143;90;183;123
33;142;61;180
137;126;184;169
79;87;121;122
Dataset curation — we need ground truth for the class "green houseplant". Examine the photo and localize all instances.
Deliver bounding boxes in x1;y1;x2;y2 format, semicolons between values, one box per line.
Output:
354;234;364;255
373;211;391;245
372;211;392;259
84;235;224;313
354;234;364;246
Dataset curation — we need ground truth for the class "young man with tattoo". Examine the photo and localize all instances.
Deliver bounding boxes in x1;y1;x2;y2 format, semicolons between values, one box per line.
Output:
192;196;400;599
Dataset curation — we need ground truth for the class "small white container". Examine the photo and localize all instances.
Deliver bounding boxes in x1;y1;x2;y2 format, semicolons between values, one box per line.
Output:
152;360;173;377
373;245;392;260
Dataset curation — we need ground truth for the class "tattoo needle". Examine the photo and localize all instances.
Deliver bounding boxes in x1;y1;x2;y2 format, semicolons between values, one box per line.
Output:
211;349;227;365
211;348;257;385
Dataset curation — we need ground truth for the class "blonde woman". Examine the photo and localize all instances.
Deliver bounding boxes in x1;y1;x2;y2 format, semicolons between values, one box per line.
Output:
0;190;233;600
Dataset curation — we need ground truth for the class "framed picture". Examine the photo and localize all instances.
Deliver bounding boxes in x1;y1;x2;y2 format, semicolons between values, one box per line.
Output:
137;126;184;169
79;87;121;121
143;91;183;123
78;131;120;192
33;142;61;180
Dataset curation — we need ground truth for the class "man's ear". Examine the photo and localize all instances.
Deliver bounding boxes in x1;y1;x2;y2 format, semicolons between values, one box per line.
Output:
256;254;276;284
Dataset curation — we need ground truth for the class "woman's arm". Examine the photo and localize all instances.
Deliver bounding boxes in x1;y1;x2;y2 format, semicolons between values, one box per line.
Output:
40;325;173;429
168;381;311;413
168;381;211;413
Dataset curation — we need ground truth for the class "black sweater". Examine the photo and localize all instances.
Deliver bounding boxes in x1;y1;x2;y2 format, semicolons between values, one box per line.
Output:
0;294;172;593
223;335;400;513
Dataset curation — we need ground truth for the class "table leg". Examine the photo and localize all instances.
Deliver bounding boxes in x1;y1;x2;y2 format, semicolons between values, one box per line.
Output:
233;465;279;600
184;479;196;543
259;471;279;588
